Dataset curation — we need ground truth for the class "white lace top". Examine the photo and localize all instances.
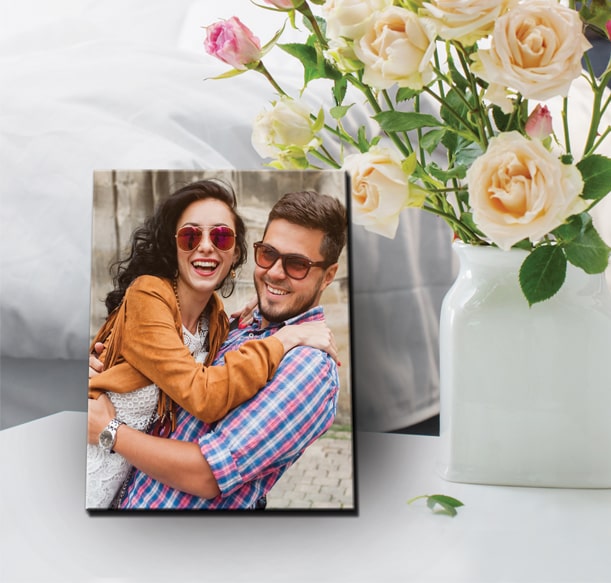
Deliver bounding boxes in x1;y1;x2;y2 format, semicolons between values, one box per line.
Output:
86;319;209;509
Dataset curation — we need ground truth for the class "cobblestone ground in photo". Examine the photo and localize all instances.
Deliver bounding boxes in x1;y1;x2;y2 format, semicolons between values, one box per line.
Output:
266;429;354;510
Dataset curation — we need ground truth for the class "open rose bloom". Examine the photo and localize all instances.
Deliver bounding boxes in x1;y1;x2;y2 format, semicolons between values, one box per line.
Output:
473;0;592;110
354;6;437;90
421;0;519;45
467;132;587;250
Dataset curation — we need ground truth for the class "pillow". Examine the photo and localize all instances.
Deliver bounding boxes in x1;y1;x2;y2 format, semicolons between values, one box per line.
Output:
0;25;296;358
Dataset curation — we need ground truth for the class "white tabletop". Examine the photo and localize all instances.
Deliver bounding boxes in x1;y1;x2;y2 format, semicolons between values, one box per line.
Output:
1;411;610;582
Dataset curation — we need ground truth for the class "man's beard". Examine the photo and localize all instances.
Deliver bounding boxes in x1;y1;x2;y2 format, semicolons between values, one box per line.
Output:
255;275;323;324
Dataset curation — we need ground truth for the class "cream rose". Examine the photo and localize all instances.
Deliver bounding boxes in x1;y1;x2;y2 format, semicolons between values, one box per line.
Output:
251;97;321;168
472;0;591;110
467;131;587;250
421;0;518;45
353;6;437;90
323;0;392;73
344;147;425;238
324;0;392;42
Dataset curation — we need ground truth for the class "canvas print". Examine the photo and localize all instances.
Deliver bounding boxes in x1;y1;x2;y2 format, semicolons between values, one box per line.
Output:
86;168;355;512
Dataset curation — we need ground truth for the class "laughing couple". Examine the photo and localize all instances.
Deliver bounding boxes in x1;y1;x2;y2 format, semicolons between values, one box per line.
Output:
86;179;347;510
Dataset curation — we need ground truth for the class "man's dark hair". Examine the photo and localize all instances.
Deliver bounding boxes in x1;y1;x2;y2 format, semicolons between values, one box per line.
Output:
265;191;347;264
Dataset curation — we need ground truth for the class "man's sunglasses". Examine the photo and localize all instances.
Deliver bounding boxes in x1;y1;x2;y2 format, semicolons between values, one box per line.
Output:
175;225;235;252
253;242;331;280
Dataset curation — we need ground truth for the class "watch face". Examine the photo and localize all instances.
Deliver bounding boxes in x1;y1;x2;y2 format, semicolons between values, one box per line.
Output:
99;429;113;449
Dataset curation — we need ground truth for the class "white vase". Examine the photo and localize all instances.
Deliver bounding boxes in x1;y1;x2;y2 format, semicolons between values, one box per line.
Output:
438;242;611;487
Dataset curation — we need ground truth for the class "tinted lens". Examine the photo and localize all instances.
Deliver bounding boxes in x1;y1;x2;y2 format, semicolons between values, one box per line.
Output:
284;256;311;279
254;243;313;280
176;226;235;252
209;226;235;251
254;244;279;268
176;226;202;251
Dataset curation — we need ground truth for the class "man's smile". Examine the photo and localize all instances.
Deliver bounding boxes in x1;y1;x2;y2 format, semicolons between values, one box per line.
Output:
265;282;289;296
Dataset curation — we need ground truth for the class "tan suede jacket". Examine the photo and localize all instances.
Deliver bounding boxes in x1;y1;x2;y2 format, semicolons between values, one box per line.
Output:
88;275;284;424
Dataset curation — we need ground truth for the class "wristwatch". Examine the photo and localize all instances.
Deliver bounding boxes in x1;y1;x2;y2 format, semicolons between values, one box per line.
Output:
98;418;125;452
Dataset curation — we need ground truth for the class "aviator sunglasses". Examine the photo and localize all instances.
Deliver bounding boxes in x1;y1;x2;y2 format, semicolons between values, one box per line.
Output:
253;241;331;280
175;225;235;252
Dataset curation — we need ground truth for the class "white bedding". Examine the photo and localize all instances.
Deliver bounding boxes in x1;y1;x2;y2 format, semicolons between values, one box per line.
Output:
1;1;608;432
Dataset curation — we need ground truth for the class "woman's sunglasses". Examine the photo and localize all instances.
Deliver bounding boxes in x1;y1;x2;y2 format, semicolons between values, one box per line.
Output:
175;225;235;252
253;242;331;280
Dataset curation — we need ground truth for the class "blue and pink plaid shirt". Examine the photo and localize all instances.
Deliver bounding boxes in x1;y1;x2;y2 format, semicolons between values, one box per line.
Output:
120;306;339;509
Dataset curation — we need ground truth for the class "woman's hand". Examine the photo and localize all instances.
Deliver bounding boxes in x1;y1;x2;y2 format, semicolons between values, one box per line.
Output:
87;393;116;445
230;296;258;329
273;321;340;364
88;342;105;378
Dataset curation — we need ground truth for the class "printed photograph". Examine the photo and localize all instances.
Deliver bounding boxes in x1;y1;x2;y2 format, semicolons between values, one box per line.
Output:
86;168;355;512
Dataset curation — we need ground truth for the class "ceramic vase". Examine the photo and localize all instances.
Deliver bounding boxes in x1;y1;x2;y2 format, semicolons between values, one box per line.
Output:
438;242;611;487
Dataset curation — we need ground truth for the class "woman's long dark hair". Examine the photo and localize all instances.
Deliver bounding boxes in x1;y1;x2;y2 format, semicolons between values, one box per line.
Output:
105;179;247;314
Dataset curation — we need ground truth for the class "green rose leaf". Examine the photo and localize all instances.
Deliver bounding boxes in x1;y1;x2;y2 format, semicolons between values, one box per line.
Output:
578;0;611;36
440;88;481;135
332;77;348;106
491;103;525;133
460;212;486;238
402;152;418;175
330;104;353;120
279;42;340;85
407;494;465;517
374;111;441;132
519;245;567;306
426;161;467;182
563;222;611;274
396;87;421;102
447;57;469;93
577;154;611;200
421;128;446;154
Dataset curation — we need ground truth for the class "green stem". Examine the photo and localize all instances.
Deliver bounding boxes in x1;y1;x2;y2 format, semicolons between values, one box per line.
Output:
561;95;572;157
310;148;341;168
422;203;481;243
422;85;483;146
415;94;425;163
298;2;327;49
321;121;360;148
582;74;608;157
255;62;289;97
455;43;490;147
382;89;415;153
590;126;610;154
348;75;412;157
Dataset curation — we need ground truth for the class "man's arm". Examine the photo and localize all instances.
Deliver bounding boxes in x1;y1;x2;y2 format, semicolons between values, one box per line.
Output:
198;346;339;496
87;395;220;499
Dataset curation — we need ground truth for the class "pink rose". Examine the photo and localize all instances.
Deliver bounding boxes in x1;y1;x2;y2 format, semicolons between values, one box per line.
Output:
264;0;297;8
524;104;553;140
204;17;262;70
607;20;611;39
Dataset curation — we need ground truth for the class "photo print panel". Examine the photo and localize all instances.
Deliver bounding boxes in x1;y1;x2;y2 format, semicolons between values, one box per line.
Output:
87;169;356;514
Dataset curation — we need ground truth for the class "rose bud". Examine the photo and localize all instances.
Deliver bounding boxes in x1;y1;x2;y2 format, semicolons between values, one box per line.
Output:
204;17;262;70
264;0;297;8
525;104;553;140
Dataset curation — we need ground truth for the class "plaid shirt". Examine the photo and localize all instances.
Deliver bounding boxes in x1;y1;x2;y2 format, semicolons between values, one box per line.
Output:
121;306;339;509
